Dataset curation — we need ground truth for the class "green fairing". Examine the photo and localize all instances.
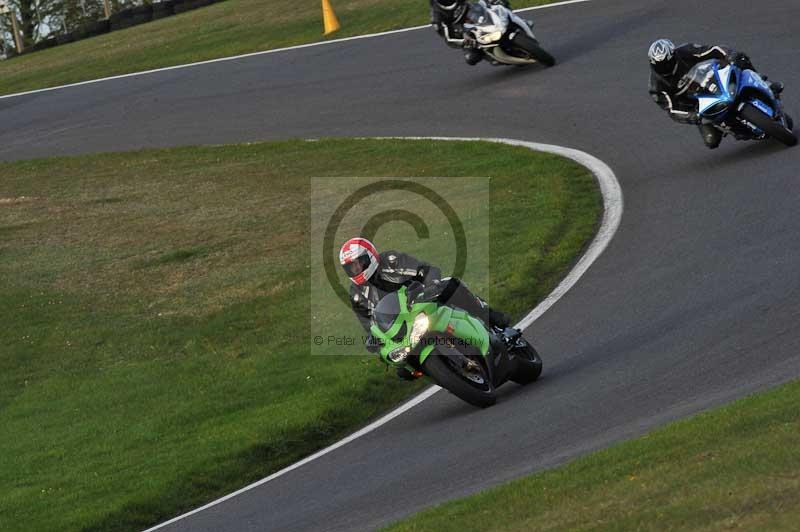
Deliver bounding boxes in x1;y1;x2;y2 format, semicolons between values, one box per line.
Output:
370;287;490;369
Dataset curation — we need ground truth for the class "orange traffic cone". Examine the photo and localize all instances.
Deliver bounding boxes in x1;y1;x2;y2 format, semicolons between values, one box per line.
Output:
322;0;341;35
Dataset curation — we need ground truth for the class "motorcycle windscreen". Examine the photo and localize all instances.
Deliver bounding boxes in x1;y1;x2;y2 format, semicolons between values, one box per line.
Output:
679;60;717;95
373;292;402;333
465;2;488;25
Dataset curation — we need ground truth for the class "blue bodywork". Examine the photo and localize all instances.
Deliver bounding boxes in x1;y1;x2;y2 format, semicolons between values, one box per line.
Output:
687;59;788;137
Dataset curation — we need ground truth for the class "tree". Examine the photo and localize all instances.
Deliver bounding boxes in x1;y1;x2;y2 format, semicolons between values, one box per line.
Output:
59;1;145;32
0;1;66;46
61;0;105;32
0;0;145;50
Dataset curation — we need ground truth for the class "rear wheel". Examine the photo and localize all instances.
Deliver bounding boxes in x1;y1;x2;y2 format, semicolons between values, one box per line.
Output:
510;341;543;385
740;103;798;147
510;32;556;67
422;347;496;408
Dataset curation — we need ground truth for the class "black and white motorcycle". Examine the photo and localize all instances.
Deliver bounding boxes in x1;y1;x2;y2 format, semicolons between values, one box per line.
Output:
449;0;556;67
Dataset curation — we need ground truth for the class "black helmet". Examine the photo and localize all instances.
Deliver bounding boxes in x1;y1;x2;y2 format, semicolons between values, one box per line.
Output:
434;0;469;23
649;39;677;76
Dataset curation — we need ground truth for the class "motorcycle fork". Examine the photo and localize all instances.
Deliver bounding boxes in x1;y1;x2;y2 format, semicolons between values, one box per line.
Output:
486;334;514;386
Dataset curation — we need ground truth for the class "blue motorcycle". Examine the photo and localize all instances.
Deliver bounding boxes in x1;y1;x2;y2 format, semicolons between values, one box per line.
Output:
678;59;797;147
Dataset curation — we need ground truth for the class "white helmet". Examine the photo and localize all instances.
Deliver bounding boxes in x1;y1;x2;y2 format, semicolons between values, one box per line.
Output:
648;38;677;75
339;238;380;286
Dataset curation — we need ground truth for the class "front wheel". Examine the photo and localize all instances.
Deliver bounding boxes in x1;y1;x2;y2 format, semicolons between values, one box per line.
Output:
510;341;543;385
422;348;496;408
740;103;798;147
509;32;556;67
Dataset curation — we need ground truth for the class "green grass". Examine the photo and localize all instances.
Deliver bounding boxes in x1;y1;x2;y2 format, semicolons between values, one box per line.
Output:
0;0;558;96
0;138;600;531
385;379;800;532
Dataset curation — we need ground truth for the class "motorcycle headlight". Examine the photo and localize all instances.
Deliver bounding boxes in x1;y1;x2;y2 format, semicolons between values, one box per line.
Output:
387;346;410;364
410;314;430;346
477;31;502;44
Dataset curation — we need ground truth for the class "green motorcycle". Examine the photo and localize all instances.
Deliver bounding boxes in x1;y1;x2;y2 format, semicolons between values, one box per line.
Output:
370;283;542;408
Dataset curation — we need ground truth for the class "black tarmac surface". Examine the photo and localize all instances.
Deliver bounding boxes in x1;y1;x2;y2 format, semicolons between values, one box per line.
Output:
2;0;800;530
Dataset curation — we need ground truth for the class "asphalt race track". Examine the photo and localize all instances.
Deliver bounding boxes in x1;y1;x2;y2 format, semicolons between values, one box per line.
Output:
3;0;800;530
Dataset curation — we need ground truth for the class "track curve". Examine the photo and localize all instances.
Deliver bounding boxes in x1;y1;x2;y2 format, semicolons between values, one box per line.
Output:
3;0;800;530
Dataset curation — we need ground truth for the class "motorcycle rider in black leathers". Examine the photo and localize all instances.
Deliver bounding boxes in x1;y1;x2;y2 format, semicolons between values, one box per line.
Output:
648;39;784;149
339;237;511;380
430;0;510;66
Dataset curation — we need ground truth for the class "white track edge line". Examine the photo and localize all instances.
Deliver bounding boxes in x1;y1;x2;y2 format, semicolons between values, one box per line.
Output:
0;0;589;101
142;135;622;531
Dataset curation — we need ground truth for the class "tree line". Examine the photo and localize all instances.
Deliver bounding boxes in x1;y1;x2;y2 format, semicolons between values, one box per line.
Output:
1;0;143;55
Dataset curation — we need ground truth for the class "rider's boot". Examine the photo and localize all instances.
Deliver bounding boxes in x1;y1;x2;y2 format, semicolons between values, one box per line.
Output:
472;298;511;328
699;123;723;149
471;297;511;328
761;75;784;96
464;48;483;66
487;308;512;329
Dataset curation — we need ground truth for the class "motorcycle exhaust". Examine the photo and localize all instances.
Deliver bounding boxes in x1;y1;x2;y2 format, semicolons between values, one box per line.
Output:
492;47;536;65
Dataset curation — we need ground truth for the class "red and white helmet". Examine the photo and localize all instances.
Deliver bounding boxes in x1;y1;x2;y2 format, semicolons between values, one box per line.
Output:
339;238;380;286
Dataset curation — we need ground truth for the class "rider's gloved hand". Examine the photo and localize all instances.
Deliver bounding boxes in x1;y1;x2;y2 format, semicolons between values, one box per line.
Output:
396;367;417;381
421;280;445;302
727;51;754;71
408;280;443;303
365;334;382;354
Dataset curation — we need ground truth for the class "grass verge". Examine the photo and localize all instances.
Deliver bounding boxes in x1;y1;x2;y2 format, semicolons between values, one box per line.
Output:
384;379;800;532
0;138;600;531
0;0;558;97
